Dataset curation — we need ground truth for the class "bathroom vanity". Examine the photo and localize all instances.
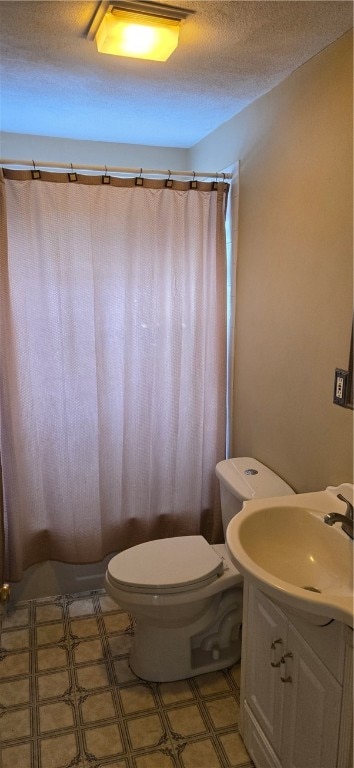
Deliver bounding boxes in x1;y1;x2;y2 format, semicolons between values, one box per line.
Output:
239;583;353;768
225;484;354;767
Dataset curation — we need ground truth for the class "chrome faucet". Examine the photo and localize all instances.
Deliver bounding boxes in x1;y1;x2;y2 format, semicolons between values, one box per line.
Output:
324;493;353;539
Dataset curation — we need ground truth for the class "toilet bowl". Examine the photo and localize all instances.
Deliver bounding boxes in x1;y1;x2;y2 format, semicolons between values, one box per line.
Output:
106;457;295;682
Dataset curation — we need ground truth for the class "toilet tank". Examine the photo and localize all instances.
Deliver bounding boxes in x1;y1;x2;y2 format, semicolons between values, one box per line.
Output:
215;457;295;534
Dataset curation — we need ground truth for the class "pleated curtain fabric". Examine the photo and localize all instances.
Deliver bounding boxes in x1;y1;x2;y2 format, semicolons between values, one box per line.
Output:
0;170;228;581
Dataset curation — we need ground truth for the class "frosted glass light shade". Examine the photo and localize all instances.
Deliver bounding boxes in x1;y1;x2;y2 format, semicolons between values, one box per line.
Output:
95;9;180;61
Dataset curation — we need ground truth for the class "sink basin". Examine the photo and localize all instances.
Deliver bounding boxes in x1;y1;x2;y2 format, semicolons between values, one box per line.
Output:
226;484;354;626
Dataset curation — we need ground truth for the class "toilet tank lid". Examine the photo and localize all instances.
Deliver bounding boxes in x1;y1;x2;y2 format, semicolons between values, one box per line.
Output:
107;536;224;591
215;457;294;500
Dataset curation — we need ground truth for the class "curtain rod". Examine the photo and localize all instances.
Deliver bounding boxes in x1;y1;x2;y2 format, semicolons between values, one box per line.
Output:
0;159;232;180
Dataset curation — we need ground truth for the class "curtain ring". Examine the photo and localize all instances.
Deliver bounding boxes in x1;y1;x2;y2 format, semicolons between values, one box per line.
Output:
191;171;197;190
102;165;111;184
135;167;144;186
31;160;41;180
165;170;173;188
68;163;77;182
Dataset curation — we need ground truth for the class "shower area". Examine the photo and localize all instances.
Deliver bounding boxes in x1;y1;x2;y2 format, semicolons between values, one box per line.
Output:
0;163;238;604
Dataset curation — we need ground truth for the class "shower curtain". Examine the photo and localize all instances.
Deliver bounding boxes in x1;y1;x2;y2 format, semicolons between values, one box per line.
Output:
0;169;228;582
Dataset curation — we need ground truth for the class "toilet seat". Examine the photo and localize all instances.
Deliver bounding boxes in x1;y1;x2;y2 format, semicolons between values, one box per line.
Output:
107;535;224;595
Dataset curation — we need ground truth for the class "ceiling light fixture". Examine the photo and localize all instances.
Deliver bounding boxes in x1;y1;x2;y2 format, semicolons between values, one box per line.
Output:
89;1;193;62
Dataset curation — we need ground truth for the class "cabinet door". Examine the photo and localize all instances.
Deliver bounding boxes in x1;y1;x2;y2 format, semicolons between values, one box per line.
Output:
283;624;342;768
245;586;287;755
243;701;283;768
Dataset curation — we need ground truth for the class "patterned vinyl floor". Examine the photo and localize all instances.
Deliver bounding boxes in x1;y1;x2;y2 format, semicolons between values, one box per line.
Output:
0;589;254;768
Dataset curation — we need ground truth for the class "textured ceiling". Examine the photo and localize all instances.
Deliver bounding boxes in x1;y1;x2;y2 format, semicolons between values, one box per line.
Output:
0;0;352;148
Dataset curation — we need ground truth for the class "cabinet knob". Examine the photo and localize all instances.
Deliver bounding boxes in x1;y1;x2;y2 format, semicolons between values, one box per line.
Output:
270;638;283;667
280;651;293;682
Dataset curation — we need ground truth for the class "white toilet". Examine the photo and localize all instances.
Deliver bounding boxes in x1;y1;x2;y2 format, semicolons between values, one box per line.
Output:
105;457;294;681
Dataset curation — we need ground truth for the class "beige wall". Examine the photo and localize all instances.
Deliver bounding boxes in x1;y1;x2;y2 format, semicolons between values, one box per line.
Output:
0;132;189;172
191;31;353;492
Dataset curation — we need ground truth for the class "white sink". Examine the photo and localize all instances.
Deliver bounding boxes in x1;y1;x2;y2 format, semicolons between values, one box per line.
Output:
226;484;353;626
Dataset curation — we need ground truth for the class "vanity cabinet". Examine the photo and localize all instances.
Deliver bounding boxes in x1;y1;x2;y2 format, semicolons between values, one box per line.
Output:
240;583;353;768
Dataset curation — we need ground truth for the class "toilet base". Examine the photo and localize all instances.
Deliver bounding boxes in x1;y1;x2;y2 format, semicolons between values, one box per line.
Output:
130;635;242;683
129;587;243;682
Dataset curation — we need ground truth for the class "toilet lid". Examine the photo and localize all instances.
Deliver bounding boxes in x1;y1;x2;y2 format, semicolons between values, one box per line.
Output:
108;536;224;592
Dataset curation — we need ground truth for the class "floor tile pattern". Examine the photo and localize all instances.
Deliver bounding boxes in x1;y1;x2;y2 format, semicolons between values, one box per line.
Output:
0;589;254;768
